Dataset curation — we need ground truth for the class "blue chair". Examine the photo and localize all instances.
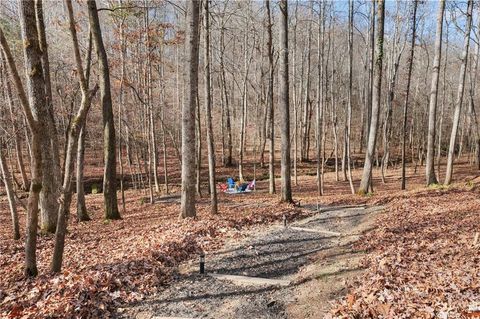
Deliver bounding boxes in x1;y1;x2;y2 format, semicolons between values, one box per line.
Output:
227;177;235;189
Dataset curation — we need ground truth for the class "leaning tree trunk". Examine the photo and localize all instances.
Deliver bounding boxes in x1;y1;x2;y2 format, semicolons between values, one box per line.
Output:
358;0;385;194
425;0;446;185
179;0;200;219
52;0;98;273
88;0;120;219
279;0;293;203
444;0;473;185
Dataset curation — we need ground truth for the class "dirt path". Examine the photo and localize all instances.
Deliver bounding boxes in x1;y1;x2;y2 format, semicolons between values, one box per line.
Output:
118;205;383;319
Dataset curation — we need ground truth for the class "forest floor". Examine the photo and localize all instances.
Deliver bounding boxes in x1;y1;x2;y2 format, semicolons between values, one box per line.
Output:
119;205;383;319
1;162;480;318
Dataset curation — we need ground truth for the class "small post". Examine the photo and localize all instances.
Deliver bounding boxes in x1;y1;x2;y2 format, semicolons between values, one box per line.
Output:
283;215;287;227
199;252;205;274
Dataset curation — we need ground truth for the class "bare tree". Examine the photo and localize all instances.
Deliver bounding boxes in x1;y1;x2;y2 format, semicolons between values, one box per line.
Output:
0;140;20;240
0;0;46;276
51;0;98;273
444;0;473;185
401;0;418;190
203;0;217;214
358;0;385;194
266;0;275;194
180;0;200;219
279;0;293;203
425;0;445;185
346;0;355;194
36;0;62;234
88;0;121;219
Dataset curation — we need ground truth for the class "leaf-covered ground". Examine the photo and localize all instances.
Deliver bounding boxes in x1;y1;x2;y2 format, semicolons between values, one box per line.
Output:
331;184;480;318
0;188;309;318
1;163;479;318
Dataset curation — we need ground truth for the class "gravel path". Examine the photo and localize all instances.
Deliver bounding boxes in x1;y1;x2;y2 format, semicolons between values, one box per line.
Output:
118;205;382;319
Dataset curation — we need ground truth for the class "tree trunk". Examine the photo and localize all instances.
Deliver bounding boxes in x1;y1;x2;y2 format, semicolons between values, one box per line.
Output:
88;0;120;219
1;1;47;276
425;0;445;185
346;0;355;194
35;0;61;234
279;0;293;203
0;142;20;240
203;0;217;214
52;0;98;272
76;122;90;221
444;0;473;185
1;55;30;190
401;0;418;190
219;15;233;167
316;1;324;196
358;0;385;194
179;0;200;219
266;0;275;194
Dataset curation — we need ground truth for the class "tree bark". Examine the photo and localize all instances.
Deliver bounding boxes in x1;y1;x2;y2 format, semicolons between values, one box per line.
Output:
52;0;98;272
35;0;61;234
88;0;121;219
425;0;445;185
279;0;293;203
179;0;200;219
358;0;385;194
203;0;217;214
346;0;355;194
76;122;90;221
444;0;473;185
401;0;418;190
266;0;275;194
1;1;47;276
1;54;29;191
0;141;20;240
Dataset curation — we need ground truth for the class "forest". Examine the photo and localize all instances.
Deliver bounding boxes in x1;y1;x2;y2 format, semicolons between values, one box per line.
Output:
0;0;479;318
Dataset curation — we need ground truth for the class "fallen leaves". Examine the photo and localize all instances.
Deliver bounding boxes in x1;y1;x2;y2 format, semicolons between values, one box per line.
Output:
0;190;308;318
332;186;480;318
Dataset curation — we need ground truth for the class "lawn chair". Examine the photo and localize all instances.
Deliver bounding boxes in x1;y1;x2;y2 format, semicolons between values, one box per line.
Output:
227;177;235;189
218;183;228;192
247;180;256;191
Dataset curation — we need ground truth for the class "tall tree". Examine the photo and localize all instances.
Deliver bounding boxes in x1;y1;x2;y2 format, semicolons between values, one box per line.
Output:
401;0;418;190
35;0;62;234
266;0;275;194
87;0;121;219
358;0;385;194
279;0;293;203
52;0;98;272
444;0;473;185
179;0;200;219
0;0;46;276
346;0;355;194
425;0;445;185
203;0;217;214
